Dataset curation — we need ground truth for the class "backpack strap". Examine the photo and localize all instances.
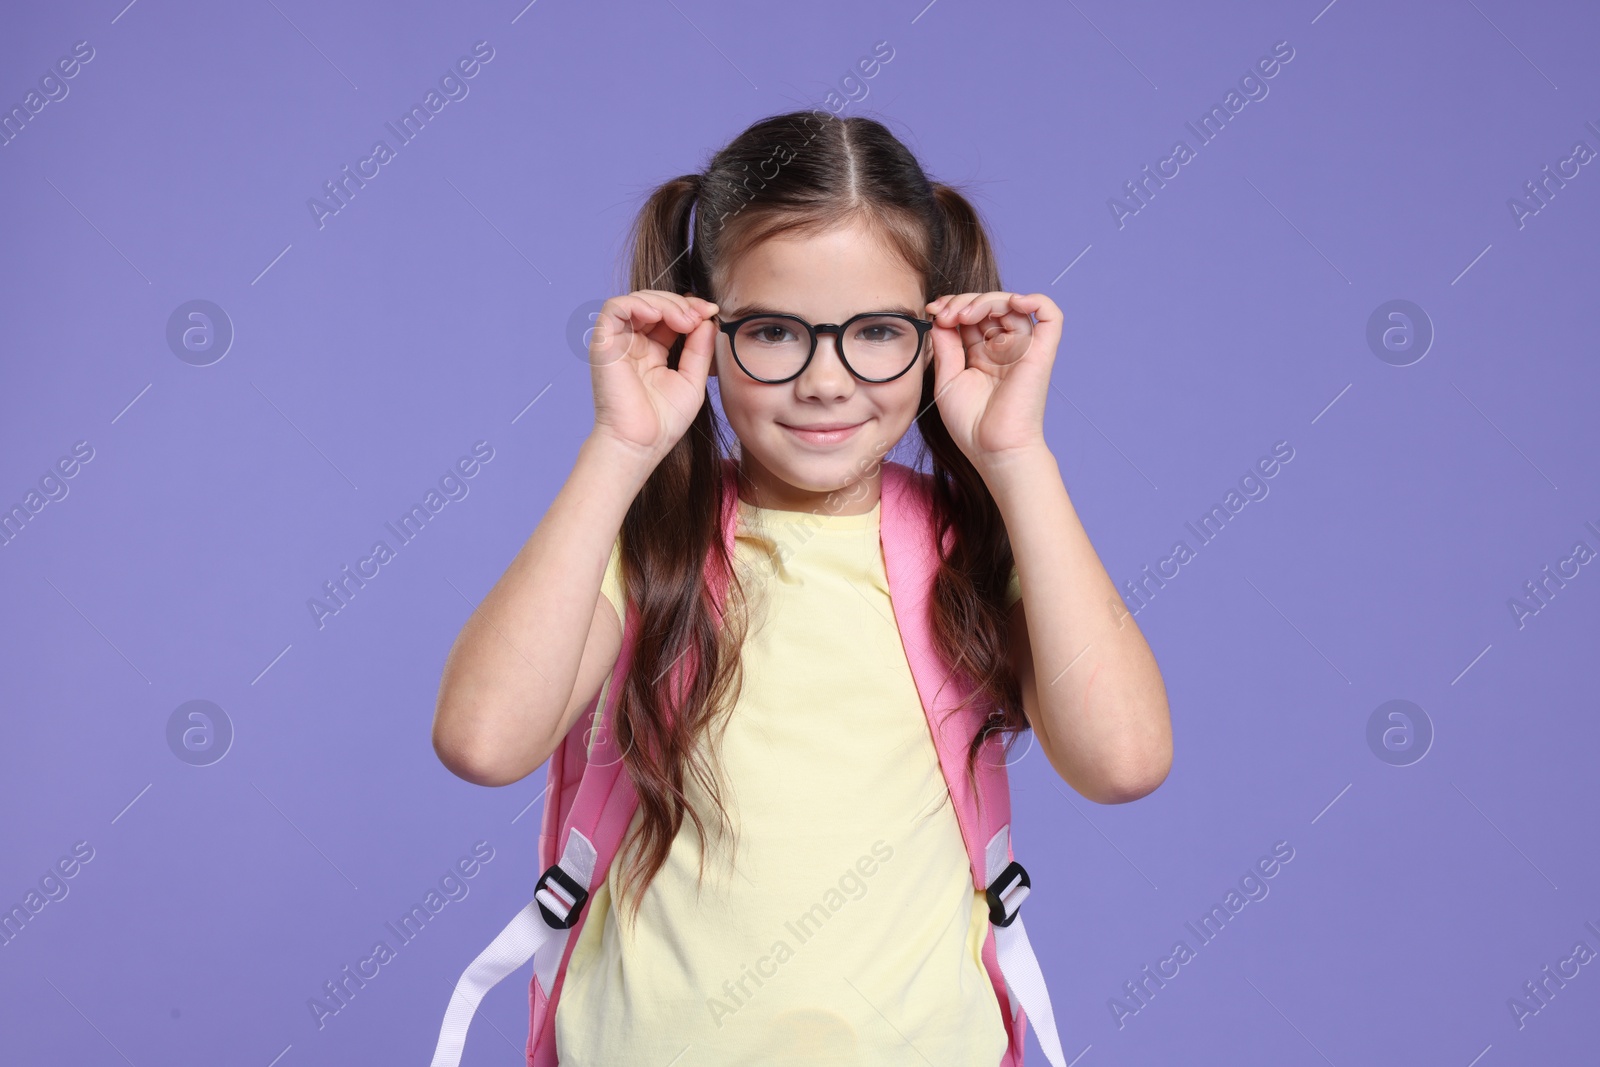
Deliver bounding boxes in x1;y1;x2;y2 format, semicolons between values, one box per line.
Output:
428;625;640;1067
985;824;1067;1067
431;466;740;1067
428;827;597;1067
880;461;1068;1067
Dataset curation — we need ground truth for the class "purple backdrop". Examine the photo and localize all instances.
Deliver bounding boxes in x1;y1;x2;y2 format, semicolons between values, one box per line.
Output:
3;1;1597;1064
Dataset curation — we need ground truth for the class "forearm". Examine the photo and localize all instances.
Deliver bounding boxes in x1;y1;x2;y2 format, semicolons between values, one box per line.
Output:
432;433;651;784
981;444;1172;802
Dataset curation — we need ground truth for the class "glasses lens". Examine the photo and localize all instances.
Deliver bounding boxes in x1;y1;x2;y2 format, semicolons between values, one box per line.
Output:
731;316;811;381
841;315;922;380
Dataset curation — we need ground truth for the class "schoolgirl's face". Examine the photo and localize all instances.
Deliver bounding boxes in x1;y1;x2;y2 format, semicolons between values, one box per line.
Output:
709;219;931;515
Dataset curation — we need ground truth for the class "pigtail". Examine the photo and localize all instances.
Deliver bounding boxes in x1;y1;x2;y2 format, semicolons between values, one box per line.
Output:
917;181;1028;812
609;170;746;934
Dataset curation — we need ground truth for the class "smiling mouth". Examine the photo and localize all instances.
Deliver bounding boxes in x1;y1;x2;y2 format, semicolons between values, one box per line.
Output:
779;420;866;445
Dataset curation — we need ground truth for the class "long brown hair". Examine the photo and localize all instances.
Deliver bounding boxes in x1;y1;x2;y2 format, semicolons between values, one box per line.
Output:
606;109;1025;930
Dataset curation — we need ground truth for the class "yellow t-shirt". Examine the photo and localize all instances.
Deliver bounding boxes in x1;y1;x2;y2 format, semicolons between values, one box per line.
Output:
554;498;1021;1066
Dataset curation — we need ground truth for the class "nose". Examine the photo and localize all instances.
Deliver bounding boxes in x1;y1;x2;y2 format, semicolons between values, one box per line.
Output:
796;329;854;399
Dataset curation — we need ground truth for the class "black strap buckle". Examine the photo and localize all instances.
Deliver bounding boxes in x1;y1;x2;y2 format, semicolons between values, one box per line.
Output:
534;863;589;930
985;860;1030;927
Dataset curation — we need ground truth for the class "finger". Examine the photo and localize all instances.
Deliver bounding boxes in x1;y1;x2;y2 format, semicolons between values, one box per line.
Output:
962;292;1030;335
996;294;1037;340
957;294;1031;368
628;292;717;362
958;318;1005;363
676;318;716;392
680;294;720;326
643;319;685;356
934;293;981;327
1012;293;1062;364
928;304;967;396
611;297;682;366
954;293;1011;340
934;295;992;365
593;296;660;366
955;292;1013;324
630;295;702;351
1012;292;1061;323
946;293;1013;340
958;294;1050;373
609;293;662;328
636;290;703;332
662;295;702;331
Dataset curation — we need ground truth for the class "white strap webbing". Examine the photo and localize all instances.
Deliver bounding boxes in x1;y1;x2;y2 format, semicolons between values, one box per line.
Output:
429;830;597;1067
986;825;1067;1067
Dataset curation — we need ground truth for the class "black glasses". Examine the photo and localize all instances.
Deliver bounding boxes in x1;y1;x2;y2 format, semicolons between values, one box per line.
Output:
714;311;933;384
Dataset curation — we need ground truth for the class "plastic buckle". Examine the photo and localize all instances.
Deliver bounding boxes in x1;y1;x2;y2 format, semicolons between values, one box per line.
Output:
985;860;1030;928
533;863;589;930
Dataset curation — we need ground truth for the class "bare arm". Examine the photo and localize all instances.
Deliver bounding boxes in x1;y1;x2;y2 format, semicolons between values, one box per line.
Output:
995;445;1172;804
923;289;1171;805
432;435;650;786
430;289;720;788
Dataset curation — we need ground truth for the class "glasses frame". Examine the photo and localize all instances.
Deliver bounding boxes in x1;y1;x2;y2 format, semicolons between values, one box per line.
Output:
713;311;934;384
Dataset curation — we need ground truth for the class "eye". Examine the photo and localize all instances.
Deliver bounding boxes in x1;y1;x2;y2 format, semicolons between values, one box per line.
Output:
852;318;908;344
736;317;803;346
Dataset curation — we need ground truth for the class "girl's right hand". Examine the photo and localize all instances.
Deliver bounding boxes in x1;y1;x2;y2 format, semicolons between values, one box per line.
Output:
588;290;720;466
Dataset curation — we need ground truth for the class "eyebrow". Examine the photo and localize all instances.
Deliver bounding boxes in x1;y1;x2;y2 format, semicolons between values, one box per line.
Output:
719;302;926;321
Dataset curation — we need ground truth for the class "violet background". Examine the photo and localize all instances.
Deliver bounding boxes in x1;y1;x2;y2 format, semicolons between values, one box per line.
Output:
2;1;1597;1064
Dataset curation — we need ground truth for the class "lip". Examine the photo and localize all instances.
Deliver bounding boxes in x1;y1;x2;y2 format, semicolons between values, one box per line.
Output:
779;420;866;446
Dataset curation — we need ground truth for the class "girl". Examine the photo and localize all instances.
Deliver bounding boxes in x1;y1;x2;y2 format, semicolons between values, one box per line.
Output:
432;110;1171;1066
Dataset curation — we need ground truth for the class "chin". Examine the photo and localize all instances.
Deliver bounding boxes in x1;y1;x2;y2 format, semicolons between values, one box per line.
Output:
780;449;881;491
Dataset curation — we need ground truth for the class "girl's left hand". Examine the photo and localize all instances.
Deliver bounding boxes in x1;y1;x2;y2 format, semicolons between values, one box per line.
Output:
924;291;1061;471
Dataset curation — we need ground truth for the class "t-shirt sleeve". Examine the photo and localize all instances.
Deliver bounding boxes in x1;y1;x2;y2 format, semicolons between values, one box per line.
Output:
599;535;625;621
1004;564;1022;609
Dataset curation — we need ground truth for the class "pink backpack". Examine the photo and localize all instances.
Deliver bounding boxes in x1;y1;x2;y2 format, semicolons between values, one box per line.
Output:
430;458;1066;1067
